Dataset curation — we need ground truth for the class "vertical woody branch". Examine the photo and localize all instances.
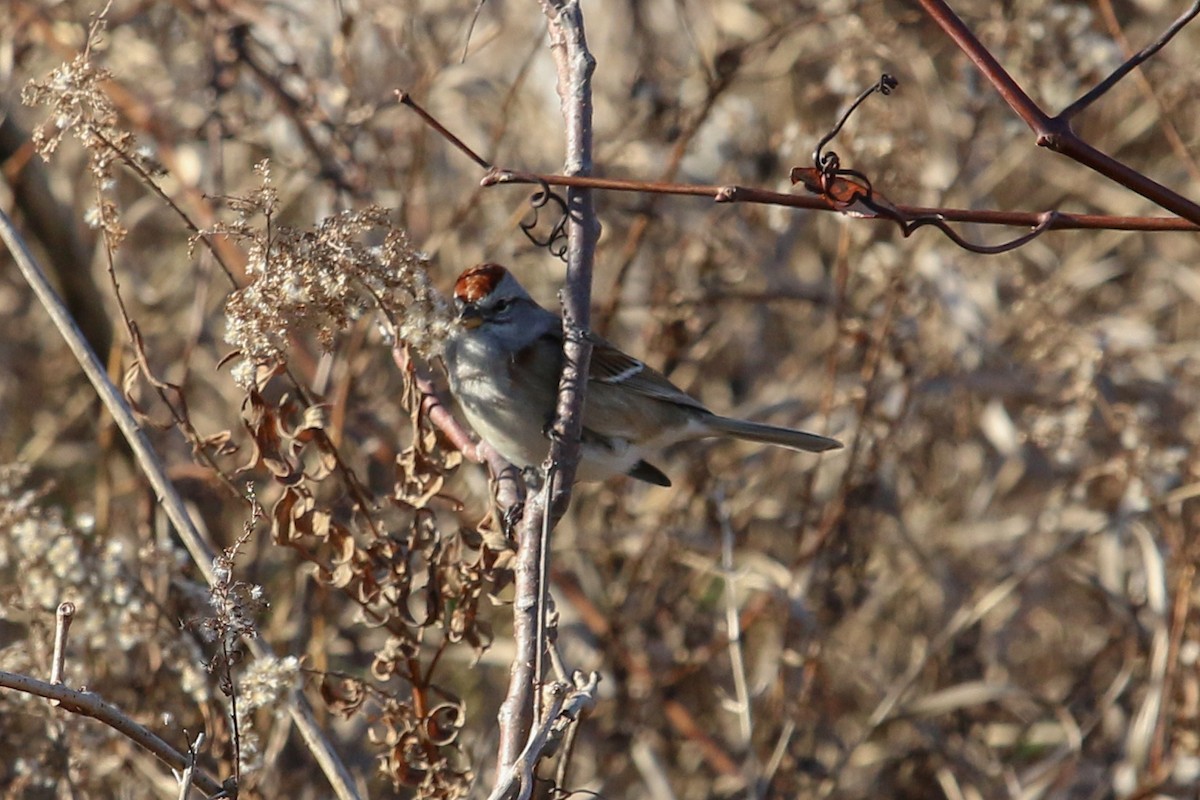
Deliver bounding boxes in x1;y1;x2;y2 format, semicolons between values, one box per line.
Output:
495;0;599;777
540;2;599;487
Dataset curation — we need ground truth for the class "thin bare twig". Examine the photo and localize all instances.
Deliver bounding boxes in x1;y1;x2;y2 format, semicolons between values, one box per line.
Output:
401;52;1199;262
534;468;557;726
483;167;1197;232
488;673;600;800
915;0;1200;224
1126;521;1169;771
175;731;206;800
49;601;75;690
1150;565;1195;771
1094;0;1200;187
1059;1;1200;121
0;670;225;796
398;91;492;170
714;491;753;747
632;737;680;800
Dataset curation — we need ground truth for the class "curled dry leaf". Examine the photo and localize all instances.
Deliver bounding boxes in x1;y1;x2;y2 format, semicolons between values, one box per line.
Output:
395;446;449;510
791;165;900;219
424;703;467;747
319;676;366;719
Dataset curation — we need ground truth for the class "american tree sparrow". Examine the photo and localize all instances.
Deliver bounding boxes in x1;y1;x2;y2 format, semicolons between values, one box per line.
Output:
442;264;841;486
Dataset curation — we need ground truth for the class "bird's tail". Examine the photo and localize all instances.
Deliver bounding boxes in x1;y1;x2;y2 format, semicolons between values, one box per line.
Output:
704;415;842;453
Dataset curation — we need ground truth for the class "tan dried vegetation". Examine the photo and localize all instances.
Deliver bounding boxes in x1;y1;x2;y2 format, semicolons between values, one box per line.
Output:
0;1;1197;798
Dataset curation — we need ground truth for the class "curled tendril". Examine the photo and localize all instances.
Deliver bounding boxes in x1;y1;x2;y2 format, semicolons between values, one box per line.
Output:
519;178;570;262
902;210;1062;254
813;73;898;176
800;73;1057;254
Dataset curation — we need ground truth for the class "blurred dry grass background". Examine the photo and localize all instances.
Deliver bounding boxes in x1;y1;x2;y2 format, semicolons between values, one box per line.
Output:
1;0;1199;798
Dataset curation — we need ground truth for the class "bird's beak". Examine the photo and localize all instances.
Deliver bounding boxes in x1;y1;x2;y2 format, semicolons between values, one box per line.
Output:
457;305;484;330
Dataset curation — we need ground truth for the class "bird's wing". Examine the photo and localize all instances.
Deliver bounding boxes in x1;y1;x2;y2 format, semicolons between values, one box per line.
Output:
519;328;707;443
587;338;708;411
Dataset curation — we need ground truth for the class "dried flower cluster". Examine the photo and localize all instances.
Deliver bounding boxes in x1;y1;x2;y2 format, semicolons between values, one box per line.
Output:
196;532;266;684
20;18;161;249
231;654;301;774
220;171;452;387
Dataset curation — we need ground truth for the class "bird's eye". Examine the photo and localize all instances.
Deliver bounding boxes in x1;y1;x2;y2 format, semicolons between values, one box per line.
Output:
494;298;513;313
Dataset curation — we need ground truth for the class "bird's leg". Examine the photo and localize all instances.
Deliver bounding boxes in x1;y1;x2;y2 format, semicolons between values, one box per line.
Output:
501;500;526;538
